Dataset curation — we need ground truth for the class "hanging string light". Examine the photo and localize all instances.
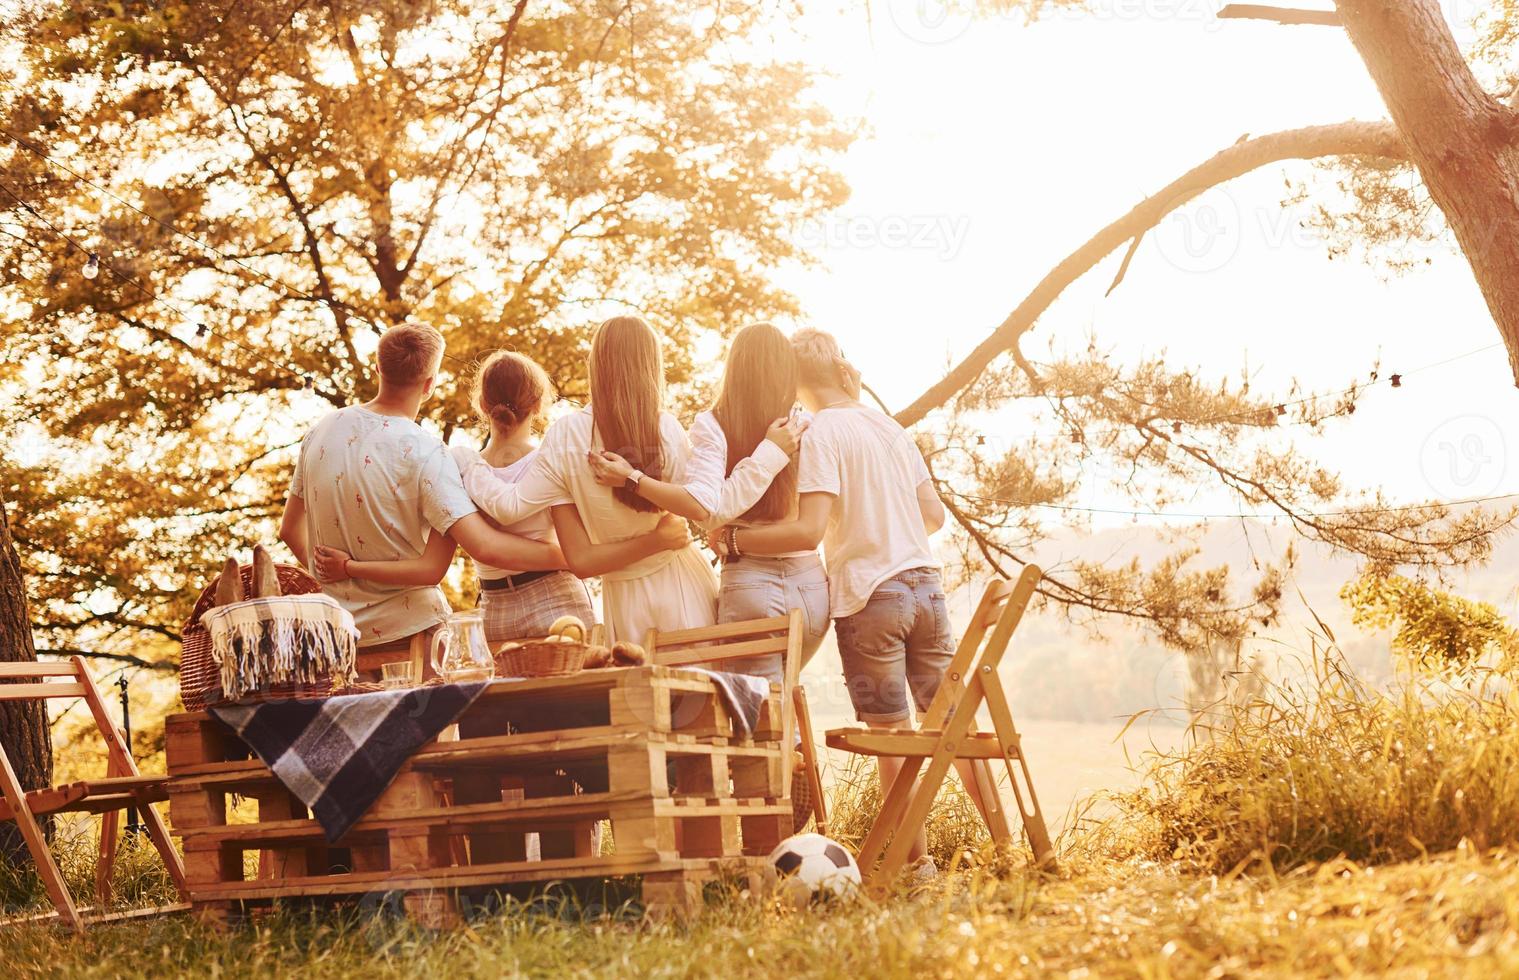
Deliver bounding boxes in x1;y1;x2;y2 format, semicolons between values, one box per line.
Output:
82;252;99;279
946;487;1519;521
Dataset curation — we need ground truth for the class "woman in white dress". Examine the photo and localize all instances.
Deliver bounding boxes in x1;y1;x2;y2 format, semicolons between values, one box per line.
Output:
586;322;824;685
451;316;721;644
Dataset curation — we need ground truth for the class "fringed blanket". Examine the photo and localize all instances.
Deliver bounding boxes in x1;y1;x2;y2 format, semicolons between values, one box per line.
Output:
211;683;488;842
200;595;358;701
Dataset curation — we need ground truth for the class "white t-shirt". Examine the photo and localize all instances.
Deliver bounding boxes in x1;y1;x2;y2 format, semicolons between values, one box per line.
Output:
683;411;795;532
473;449;557;581
289;406;477;646
796;403;937;619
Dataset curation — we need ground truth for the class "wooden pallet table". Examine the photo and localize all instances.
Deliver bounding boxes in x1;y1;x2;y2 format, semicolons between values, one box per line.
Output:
164;666;790;926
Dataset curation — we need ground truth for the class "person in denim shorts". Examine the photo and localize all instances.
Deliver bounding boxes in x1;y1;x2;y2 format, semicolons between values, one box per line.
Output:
729;328;962;874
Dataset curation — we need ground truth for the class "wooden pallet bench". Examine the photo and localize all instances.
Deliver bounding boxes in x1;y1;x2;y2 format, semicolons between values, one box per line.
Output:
165;666;790;925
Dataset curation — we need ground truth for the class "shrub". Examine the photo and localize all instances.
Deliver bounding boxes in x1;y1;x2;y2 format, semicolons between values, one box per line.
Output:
1113;654;1519;875
824;754;992;872
0;814;179;915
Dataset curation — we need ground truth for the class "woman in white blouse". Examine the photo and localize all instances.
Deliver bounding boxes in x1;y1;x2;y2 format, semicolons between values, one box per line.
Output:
451;316;733;644
587;322;823;685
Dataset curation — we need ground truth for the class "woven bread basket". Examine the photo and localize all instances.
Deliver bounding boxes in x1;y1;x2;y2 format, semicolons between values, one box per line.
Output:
495;616;590;678
178;562;327;711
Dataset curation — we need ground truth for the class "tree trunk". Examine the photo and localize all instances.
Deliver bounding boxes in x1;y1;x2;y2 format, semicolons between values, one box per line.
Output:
1336;0;1519;385
0;485;52;866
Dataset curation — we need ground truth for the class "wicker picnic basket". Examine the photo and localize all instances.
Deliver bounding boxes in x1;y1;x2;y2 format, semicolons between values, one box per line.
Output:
178;562;332;711
495;617;591;678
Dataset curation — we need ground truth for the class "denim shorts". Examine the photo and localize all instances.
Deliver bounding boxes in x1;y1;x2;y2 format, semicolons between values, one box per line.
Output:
715;553;830;686
834;567;953;725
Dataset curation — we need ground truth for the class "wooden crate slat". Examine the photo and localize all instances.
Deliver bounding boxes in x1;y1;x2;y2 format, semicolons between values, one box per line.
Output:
190;852;717;901
165;665;789;926
178;790;647;846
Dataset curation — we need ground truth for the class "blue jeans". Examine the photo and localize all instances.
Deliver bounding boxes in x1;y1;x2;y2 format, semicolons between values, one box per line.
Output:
834;567;953;725
715;553;830;686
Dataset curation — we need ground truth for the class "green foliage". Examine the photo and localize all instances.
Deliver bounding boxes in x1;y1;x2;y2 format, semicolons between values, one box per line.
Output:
823;754;990;872
0;816;179;915
0;1;852;667
1114;654;1519;876
12;823;1519;976
1341;572;1519;672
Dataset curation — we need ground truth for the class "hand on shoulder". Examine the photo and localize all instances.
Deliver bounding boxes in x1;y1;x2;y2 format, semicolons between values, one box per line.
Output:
764;414;809;456
449;444;484;471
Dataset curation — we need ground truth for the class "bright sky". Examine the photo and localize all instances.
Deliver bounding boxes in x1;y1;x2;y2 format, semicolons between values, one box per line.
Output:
770;2;1517;520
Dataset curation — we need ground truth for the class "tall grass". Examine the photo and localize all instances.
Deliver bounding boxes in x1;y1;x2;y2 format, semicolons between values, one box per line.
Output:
1110;651;1519;875
824;754;1005;873
0;815;179;915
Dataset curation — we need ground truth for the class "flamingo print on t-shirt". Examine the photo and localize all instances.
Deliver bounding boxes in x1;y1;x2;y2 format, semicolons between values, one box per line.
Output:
289;406;476;645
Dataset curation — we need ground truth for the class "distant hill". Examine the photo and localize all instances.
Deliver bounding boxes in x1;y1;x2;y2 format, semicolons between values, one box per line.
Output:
798;516;1517;731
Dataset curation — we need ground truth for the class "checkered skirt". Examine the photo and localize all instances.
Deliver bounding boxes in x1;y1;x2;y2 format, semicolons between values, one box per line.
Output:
478;570;597;644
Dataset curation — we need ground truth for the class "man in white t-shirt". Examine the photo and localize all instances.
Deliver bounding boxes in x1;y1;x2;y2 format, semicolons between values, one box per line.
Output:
279;321;564;654
726;327;967;877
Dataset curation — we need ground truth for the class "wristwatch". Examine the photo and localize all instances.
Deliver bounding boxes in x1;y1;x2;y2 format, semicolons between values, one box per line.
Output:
627;469;645;490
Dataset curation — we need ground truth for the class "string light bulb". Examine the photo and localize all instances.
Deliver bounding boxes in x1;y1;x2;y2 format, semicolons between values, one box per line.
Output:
195;322;208;338
82;253;99;279
1172;421;1182;435
1390;374;1402;388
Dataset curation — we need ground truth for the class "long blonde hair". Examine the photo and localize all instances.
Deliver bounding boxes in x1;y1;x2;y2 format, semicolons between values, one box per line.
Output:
589;316;665;513
712;323;798;523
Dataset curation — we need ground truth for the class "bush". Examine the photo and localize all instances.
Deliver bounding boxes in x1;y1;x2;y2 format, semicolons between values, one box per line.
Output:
824;754;993;872
1113;654;1519;875
0;815;179;915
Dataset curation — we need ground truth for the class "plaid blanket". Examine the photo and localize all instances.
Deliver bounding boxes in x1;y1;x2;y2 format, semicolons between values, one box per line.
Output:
211;683;487;842
687;669;770;738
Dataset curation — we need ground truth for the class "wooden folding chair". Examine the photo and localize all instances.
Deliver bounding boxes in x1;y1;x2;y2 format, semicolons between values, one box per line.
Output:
825;566;1054;889
0;656;188;931
643;612;829;834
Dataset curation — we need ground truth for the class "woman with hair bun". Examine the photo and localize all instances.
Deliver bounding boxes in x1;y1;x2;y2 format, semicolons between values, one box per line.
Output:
457;351;599;642
315;349;689;644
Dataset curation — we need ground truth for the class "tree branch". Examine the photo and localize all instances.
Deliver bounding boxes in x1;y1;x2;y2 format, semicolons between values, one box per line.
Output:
1218;4;1343;26
34;648;175;673
894;121;1406;429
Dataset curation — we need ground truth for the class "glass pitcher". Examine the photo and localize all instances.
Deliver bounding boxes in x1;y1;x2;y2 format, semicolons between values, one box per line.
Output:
430;610;496;683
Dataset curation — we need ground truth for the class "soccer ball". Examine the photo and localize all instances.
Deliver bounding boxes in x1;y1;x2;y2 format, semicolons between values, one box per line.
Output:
767;833;861;901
